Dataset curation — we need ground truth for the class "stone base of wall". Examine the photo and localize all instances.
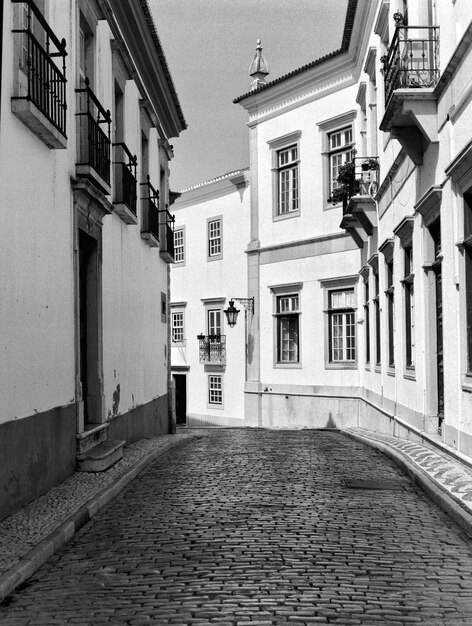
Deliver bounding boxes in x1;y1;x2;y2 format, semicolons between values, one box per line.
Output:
106;394;169;443
0;403;76;521
187;413;245;428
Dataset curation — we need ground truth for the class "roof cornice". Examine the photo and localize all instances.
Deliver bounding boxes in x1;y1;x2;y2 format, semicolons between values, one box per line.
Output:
173;170;250;208
102;0;186;138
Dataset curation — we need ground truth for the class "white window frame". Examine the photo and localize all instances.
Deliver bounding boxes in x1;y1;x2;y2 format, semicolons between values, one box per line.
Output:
208;374;223;408
173;226;185;265
267;131;301;222
319;275;358;370
207;216;223;261
270;283;303;368
317;111;357;209
171;307;185;345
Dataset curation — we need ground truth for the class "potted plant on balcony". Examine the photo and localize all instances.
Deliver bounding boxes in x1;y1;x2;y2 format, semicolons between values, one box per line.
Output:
336;162;355;184
361;158;379;171
328;185;348;205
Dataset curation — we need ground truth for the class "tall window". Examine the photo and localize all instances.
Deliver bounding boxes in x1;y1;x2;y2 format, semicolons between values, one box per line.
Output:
403;245;415;368
329;289;356;363
386;260;395;367
276;294;300;363
364;276;370;365
208;375;223;405
464;194;472;373
174;228;184;263
208;309;222;337
277;145;299;215
171;311;185;343
208;218;222;259
373;268;381;366
328;126;354;194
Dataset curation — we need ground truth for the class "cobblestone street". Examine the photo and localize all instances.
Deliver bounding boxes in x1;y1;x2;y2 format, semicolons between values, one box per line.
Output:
2;429;472;625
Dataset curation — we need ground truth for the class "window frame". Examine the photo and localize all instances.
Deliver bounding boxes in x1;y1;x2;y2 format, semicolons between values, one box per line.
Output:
270;283;302;368
173;226;185;265
320;275;358;370
394;216;416;378
317;111;357;209
208;374;224;408
267;131;302;222
207;216;223;261
170;305;186;346
379;239;395;373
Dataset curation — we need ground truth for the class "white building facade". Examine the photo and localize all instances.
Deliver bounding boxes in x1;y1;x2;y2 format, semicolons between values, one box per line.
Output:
0;0;185;519
171;170;250;427
172;0;472;466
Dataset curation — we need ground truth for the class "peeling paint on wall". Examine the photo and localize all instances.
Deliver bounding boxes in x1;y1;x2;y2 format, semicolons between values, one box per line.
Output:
112;384;121;416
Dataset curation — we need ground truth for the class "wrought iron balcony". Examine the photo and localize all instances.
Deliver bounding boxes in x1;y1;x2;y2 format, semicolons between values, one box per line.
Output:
159;204;175;263
197;334;226;365
113;142;137;223
75;78;111;193
381;18;439;108
140;176;160;246
11;0;67;147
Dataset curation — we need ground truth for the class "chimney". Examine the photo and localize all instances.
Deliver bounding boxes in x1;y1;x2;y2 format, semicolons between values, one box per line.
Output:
249;39;269;91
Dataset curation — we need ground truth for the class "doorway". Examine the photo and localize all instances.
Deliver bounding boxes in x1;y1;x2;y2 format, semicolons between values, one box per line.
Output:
174;374;187;425
79;229;101;425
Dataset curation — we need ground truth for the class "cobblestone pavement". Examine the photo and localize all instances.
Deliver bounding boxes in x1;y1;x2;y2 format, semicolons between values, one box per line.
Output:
2;430;472;625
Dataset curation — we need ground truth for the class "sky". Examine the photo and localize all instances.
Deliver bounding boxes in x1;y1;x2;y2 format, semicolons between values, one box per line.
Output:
150;0;349;192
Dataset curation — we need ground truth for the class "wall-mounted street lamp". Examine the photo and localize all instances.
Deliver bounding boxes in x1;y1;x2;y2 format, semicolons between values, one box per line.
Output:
224;297;255;381
224;297;254;327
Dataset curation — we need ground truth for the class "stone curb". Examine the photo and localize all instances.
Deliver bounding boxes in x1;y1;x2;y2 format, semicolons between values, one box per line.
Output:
342;429;472;539
0;434;198;604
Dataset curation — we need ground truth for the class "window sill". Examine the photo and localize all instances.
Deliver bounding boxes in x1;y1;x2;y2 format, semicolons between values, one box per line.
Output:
387;367;396;377
325;362;357;370
404;367;416;381
323;202;341;211
207;254;223;262
273;211;300;222
274;362;302;369
462;374;472;393
172;341;186;347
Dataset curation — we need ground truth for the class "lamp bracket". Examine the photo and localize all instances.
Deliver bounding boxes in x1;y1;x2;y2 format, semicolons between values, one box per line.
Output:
233;297;254;314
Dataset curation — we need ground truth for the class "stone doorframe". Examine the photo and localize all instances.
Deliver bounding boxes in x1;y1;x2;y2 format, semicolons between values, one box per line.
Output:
72;178;113;434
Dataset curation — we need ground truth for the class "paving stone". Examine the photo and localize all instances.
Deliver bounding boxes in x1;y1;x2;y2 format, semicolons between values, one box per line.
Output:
2;429;472;624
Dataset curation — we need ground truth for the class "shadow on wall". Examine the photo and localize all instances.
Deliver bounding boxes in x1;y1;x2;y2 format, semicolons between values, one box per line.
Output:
326;412;337;428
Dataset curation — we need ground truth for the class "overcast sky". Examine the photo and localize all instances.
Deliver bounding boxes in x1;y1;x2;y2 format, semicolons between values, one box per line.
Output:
150;0;348;191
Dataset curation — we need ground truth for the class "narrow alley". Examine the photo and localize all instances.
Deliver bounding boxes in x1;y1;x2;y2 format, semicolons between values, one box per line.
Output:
1;429;472;625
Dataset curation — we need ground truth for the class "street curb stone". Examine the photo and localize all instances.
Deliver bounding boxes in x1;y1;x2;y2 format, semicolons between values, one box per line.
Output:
342;429;472;539
0;434;198;604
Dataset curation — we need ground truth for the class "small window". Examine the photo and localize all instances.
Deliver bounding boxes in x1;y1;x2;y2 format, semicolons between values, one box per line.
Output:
277;145;299;215
373;269;381;366
171;311;185;343
276;294;300;363
161;292;167;324
208;375;223;405
174;228;185;263
208;218;222;260
208;308;222;337
329;289;356;362
364;275;370;365
386;260;395;367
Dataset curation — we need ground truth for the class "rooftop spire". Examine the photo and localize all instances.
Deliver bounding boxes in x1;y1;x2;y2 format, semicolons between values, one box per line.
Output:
249;39;269;91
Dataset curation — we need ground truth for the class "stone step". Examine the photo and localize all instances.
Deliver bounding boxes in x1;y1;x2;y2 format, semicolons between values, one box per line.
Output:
77;439;125;473
76;423;109;455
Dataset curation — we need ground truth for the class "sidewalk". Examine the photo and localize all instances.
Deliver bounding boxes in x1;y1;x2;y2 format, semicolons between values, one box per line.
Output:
0;431;199;603
2;426;472;606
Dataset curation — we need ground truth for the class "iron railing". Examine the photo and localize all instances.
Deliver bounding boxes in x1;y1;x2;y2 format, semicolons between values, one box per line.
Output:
113;142;137;215
329;157;379;213
197;335;226;364
140;176;159;240
12;0;67;136
76;77;111;184
382;19;439;107
161;204;175;259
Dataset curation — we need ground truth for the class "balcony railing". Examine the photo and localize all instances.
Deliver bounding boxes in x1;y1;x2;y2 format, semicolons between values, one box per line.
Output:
76;77;111;186
12;0;67;137
161;203;175;260
381;18;439;107
197;335;226;364
329;157;379;213
141;176;160;242
113;142;137;216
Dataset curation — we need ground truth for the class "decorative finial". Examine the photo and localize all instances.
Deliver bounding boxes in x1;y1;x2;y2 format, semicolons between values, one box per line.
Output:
249;39;269;91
